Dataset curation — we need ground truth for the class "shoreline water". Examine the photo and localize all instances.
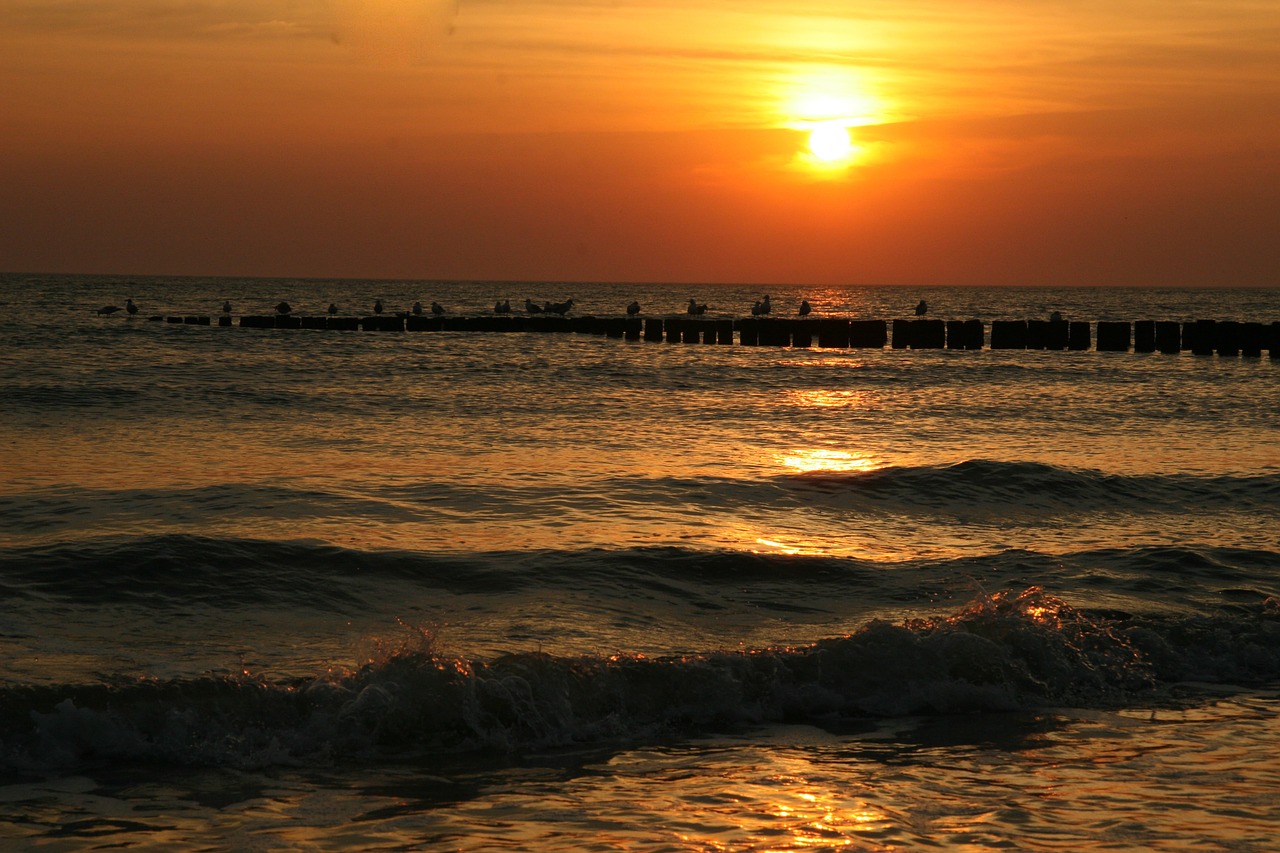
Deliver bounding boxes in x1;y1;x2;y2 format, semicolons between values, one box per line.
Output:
1;274;1277;849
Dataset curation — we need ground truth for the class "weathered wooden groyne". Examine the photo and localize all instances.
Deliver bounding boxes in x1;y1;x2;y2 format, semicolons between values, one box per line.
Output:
146;314;1280;356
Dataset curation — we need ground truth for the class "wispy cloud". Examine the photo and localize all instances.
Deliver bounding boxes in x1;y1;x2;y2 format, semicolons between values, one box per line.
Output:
1;1;326;41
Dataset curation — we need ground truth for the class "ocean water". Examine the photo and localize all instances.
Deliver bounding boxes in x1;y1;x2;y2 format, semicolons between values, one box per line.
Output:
1;272;1278;850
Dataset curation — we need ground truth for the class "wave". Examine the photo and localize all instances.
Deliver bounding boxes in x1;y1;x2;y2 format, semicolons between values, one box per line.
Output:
382;461;1280;518
0;535;526;609
4;464;1276;547
774;460;1280;514
2;535;1277;614
2;589;1277;772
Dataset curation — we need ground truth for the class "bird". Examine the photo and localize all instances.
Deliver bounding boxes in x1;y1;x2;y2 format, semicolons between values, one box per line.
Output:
327;303;338;315
799;300;812;316
276;301;292;315
374;300;384;315
431;301;445;315
915;299;928;316
96;305;122;315
626;301;641;316
687;299;707;315
412;301;423;315
126;299;138;315
525;298;543;314
222;301;232;314
546;298;574;316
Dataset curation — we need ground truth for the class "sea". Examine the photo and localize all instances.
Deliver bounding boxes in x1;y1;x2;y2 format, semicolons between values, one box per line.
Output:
1;272;1278;851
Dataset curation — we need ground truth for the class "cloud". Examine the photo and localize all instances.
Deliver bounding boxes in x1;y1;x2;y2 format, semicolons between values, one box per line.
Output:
0;1;326;41
329;0;459;63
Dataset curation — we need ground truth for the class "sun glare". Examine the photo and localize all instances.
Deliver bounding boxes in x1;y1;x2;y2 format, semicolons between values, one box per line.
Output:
780;72;887;173
808;124;854;162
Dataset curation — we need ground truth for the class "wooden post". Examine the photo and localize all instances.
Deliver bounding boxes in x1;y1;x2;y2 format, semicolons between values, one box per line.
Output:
1134;320;1156;353
849;320;887;348
1240;322;1265;357
759;318;792;346
1185;320;1215;355
1096;322;1130;352
1068;321;1090;350
891;319;913;349
819;319;850;348
1155;321;1180;354
666;318;682;343
912;319;944;348
1046;320;1069;350
792;320;814;348
991;320;1027;349
1214;320;1241;357
1026;319;1048;349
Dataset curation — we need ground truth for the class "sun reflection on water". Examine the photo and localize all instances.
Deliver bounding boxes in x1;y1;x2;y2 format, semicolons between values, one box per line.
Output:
779;448;882;474
760;784;893;850
786;389;876;410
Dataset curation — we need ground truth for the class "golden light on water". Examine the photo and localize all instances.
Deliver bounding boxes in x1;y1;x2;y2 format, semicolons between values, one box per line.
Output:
779;449;881;474
787;389;875;409
762;786;890;849
755;537;804;555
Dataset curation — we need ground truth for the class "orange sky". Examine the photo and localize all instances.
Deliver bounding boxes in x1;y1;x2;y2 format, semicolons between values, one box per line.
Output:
2;1;1278;285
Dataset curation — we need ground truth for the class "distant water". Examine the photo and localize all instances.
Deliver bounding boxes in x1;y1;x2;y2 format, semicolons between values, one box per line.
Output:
1;272;1278;850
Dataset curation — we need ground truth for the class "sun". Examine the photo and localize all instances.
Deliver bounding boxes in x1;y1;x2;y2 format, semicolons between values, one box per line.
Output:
778;72;889;174
807;124;854;162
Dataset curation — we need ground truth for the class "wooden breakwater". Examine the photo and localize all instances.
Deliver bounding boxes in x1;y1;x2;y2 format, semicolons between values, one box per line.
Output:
146;314;1280;357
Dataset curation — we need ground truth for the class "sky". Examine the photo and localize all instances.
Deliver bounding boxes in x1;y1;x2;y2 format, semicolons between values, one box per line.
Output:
2;0;1278;286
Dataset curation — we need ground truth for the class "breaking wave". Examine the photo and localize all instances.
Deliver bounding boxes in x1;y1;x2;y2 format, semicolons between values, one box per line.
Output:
3;589;1278;772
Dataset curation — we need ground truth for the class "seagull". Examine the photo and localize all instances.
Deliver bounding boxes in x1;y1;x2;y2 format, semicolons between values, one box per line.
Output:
126;299;138;315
